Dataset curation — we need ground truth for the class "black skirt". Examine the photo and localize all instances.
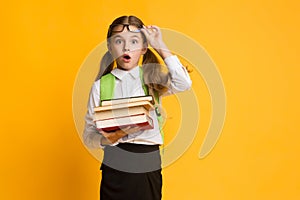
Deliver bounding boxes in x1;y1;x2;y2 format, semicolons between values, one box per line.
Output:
100;143;162;200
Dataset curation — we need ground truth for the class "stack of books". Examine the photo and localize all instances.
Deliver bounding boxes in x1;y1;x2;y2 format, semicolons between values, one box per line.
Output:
94;96;155;132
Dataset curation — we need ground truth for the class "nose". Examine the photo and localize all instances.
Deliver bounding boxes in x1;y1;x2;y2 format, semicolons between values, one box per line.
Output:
123;42;130;52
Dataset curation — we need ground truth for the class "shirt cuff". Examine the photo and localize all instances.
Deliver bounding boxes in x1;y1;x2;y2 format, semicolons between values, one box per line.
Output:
92;133;105;149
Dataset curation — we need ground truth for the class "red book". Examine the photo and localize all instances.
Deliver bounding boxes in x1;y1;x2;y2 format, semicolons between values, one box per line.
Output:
95;113;154;132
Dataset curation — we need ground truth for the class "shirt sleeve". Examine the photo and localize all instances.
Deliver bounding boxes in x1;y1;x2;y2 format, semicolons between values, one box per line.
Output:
164;55;192;94
82;80;105;149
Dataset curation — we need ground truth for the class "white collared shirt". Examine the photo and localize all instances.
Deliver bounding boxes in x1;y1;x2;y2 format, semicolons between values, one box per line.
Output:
83;55;192;149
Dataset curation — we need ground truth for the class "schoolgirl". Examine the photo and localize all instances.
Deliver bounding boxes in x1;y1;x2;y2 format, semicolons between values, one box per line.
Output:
83;15;192;200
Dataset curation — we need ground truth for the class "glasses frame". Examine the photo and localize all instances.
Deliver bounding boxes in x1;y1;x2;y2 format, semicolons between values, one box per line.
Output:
110;23;142;33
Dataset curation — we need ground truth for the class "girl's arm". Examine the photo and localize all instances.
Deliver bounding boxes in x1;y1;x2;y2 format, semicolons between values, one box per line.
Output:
141;25;192;94
83;81;104;148
164;55;192;94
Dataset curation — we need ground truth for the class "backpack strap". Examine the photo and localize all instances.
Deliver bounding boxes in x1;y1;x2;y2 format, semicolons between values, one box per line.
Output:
100;73;115;105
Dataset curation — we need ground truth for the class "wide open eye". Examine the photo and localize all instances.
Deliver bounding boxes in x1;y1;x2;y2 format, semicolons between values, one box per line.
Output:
114;39;123;44
131;39;138;44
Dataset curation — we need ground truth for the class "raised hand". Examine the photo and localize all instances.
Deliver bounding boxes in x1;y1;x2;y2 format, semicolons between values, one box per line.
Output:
141;25;172;59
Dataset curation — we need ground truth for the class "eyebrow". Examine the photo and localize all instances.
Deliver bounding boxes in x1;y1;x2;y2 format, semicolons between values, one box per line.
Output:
111;35;141;40
131;35;140;39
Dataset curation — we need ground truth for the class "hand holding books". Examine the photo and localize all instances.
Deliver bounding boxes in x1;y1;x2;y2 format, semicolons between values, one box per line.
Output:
99;126;142;145
93;96;155;145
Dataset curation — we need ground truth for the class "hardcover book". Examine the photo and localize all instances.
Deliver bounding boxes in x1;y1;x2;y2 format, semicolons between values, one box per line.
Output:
94;106;150;121
95;113;153;132
93;96;155;132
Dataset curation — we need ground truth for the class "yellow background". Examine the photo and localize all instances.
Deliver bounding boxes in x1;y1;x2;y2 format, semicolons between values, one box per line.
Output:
1;0;299;199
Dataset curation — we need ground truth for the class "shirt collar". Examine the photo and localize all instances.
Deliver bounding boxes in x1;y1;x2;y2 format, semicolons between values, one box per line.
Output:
111;66;140;80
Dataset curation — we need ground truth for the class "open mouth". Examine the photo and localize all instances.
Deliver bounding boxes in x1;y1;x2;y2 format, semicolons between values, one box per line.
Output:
122;54;131;63
123;54;131;60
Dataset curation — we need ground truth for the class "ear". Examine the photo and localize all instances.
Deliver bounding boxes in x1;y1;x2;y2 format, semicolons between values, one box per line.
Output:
141;42;148;55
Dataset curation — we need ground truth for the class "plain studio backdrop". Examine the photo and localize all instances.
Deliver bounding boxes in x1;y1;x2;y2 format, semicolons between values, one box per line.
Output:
0;0;299;199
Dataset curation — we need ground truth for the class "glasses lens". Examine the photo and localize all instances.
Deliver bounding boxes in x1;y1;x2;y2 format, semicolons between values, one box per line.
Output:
111;24;141;33
111;24;125;32
128;25;141;33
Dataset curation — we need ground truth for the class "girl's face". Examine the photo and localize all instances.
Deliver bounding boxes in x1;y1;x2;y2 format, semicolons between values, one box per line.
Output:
108;25;147;71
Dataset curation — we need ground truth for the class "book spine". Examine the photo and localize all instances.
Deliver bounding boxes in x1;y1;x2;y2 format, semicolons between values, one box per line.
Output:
96;113;147;121
96;120;154;132
97;121;153;132
95;115;154;132
94;101;154;112
93;106;149;121
101;96;153;106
